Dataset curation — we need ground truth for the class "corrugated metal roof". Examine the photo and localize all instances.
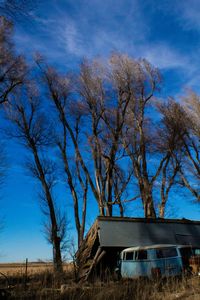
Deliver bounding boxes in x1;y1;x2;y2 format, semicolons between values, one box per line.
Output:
97;216;200;224
97;217;200;248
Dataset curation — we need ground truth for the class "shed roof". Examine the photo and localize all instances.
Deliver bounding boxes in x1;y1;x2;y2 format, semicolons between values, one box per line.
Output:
97;216;200;248
97;216;200;224
76;216;200;281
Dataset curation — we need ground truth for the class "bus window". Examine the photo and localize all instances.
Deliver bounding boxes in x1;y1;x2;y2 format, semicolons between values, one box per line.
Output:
156;247;178;259
135;250;147;260
125;252;134;260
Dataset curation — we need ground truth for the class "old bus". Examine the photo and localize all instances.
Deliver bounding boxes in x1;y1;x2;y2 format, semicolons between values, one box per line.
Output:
116;244;200;279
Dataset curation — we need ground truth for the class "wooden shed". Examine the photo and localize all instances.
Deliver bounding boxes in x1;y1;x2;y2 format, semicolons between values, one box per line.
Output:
76;216;200;281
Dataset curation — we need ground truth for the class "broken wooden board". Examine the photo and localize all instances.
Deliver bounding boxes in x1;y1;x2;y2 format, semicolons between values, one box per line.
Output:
75;220;100;281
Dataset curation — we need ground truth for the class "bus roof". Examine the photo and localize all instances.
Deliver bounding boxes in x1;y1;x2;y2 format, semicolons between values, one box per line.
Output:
122;244;193;252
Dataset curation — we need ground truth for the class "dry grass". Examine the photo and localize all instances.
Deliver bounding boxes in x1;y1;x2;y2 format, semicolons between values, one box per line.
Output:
0;262;73;277
0;263;199;299
60;277;200;300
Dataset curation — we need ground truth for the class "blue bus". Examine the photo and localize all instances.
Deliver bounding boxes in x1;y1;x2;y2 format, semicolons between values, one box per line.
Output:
116;244;199;279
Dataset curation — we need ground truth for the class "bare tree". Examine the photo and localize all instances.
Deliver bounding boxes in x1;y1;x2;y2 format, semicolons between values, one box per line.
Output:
34;53;200;224
118;56;165;218
57;114;88;247
157;94;200;216
5;86;64;274
77;57;133;216
178;92;200;201
156;99;186;217
38;54;178;220
38;56;133;219
35;63;89;247
0;16;26;104
43;205;68;259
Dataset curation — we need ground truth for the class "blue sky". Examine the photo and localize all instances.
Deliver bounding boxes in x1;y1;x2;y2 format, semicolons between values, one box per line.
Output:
0;0;200;262
14;0;200;92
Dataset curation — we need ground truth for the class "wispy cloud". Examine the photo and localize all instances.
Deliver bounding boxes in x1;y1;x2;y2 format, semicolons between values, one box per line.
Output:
13;0;200;90
174;0;200;31
136;43;191;71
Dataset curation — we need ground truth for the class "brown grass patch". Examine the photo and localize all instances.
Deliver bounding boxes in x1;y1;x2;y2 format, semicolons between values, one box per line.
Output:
0;264;199;299
0;262;73;277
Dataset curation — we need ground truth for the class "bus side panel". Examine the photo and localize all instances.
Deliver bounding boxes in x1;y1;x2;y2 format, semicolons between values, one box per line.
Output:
121;261;151;278
150;257;183;277
120;257;183;278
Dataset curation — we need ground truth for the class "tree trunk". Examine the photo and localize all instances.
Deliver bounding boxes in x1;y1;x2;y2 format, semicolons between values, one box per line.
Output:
119;202;124;217
53;236;63;274
144;200;156;218
99;205;105;216
159;203;165;218
31;144;63;274
140;182;156;218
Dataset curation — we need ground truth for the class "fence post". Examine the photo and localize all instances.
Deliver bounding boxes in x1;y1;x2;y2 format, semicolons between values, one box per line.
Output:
24;258;28;289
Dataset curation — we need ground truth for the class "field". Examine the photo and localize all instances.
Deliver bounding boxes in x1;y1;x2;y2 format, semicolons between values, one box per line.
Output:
0;262;200;299
0;262;73;277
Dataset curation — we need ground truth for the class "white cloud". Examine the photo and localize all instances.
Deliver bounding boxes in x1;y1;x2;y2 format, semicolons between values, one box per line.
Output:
13;0;200;92
62;20;83;56
136;43;191;70
175;1;200;31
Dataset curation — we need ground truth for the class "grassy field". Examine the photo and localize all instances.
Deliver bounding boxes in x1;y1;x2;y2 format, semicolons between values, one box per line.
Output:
0;263;199;299
0;262;73;277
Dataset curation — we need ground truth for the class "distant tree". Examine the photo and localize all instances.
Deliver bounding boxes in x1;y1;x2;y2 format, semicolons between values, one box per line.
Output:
5;85;64;274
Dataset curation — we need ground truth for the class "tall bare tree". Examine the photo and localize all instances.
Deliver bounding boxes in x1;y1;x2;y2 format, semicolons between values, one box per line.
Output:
57;113;88;247
0;16;26;104
159;96;200;203
182;92;200;200
38;54;181;220
118;56;165;218
35;63;89;247
34;53;200;225
157;99;186;217
5;85;64;274
38;56;133;219
77;57;133;216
